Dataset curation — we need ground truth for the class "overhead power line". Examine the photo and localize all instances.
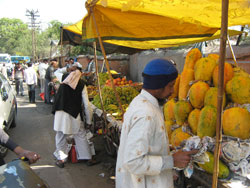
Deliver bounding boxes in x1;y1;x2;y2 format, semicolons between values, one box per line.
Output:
26;9;40;62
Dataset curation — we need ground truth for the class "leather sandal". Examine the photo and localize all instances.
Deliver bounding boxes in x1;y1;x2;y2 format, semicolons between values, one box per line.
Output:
86;159;100;166
55;160;65;168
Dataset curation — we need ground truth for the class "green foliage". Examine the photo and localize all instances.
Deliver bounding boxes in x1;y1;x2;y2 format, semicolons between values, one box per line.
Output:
46;20;62;40
0;18;29;54
0;17;101;59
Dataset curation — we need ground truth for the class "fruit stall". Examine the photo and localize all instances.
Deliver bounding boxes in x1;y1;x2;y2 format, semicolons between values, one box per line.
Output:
87;47;250;187
163;48;250;187
59;0;250;187
87;72;142;156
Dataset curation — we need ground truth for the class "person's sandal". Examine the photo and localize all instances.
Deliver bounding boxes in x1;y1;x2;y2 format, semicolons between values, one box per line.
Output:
86;159;100;166
55;160;65;168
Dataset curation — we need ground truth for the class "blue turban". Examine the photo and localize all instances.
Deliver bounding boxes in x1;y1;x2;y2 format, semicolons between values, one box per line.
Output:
142;59;178;90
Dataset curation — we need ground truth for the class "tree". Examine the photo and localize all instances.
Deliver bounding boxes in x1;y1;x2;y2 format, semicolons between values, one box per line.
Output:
46;20;62;40
0;18;30;55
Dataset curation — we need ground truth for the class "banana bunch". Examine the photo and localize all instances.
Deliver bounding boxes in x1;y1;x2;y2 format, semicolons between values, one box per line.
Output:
96;73;110;86
92;86;139;117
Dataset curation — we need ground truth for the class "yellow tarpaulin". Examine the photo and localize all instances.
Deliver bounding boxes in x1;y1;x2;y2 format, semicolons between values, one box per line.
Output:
63;18;84;35
63;17;242;50
81;0;250;49
103;30;243;49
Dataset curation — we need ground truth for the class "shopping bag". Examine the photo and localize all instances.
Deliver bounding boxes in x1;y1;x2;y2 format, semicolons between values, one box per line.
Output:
39;92;45;101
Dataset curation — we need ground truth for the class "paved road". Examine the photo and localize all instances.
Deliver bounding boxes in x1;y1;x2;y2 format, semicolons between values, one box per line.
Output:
5;86;115;188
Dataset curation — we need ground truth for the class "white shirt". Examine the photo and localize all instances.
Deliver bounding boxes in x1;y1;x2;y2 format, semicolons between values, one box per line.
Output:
116;89;174;188
0;65;7;78
54;67;67;83
38;62;49;79
24;67;37;85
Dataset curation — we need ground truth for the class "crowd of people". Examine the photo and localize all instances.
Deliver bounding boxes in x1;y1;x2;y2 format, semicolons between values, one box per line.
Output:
0;56;97;168
0;56;199;187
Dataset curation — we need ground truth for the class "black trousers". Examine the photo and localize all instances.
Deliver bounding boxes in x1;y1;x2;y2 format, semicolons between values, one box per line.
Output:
0;155;5;166
27;84;36;103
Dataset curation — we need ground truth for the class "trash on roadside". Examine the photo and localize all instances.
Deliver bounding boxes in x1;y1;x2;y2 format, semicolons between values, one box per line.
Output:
99;173;105;178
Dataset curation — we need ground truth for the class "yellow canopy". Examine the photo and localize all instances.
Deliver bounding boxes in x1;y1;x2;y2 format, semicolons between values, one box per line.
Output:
81;0;250;49
103;30;243;49
63;18;84;35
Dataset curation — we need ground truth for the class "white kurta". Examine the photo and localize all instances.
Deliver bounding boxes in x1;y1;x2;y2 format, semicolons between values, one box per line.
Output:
53;85;93;160
116;89;174;188
54;86;93;134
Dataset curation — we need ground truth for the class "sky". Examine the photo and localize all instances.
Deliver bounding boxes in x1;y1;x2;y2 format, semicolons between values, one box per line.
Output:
0;0;87;28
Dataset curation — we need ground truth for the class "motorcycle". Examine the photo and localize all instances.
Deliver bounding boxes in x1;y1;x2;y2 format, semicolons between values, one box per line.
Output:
0;158;50;188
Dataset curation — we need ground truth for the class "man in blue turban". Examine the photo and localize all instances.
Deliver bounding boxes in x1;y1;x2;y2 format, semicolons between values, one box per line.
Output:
116;59;197;188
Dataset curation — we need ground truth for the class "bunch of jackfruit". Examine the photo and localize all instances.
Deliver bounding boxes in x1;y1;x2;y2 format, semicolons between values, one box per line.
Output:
164;48;250;178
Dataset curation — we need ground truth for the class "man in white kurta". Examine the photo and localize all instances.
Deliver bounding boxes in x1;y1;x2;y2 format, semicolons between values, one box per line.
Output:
38;59;49;93
53;86;93;161
116;59;197;188
53;70;93;167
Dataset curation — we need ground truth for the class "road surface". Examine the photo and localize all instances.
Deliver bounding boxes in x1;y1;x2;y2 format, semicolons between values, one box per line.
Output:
5;86;115;188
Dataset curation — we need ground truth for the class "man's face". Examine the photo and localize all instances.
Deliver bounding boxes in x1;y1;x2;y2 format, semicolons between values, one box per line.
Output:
52;61;58;68
157;80;176;99
69;59;74;64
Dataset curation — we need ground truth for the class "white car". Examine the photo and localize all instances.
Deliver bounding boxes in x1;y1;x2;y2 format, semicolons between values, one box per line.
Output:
0;72;17;157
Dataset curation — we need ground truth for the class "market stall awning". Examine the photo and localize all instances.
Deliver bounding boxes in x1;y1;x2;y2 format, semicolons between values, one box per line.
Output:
61;18;143;54
103;30;243;49
61;17;242;53
82;0;250;49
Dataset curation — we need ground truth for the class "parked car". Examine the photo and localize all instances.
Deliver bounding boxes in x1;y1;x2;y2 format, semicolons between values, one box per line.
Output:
0;72;17;157
0;53;14;81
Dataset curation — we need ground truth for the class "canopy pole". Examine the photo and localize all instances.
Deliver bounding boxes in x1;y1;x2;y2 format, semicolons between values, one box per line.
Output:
212;0;229;188
60;27;64;67
93;41;108;132
227;35;238;66
90;7;125;117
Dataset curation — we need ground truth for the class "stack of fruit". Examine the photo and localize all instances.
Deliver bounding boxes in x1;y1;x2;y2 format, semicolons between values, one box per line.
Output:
92;86;139;120
164;48;250;179
105;77;133;87
87;85;98;99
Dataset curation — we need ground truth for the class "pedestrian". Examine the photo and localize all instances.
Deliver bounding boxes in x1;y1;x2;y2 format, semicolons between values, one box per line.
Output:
67;57;74;68
12;62;24;96
24;63;37;103
52;67;97;168
38;59;49;93
83;55;96;85
116;59;198;188
54;59;78;83
44;59;58;104
0;63;8;78
0;128;40;166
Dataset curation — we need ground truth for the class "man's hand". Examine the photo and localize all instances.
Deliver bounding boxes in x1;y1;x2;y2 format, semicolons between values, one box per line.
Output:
82;72;92;77
85;123;92;130
14;146;40;164
173;150;198;168
52;78;58;83
22;150;41;164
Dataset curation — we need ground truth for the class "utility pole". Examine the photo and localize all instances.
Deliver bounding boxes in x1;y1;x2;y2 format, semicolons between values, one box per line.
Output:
26;9;40;62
